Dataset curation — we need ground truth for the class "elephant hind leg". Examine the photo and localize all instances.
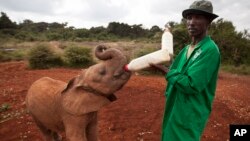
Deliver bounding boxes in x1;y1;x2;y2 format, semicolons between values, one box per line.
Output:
32;116;60;141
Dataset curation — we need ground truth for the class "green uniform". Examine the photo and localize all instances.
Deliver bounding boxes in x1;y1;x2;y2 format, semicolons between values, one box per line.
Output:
162;36;220;141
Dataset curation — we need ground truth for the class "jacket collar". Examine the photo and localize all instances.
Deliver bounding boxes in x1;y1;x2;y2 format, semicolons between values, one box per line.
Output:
182;36;210;66
192;35;210;50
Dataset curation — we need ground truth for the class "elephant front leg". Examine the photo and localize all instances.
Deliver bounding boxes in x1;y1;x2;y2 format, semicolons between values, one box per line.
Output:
64;116;88;141
86;113;98;141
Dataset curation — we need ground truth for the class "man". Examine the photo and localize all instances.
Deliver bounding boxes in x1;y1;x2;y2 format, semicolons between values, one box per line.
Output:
152;0;220;140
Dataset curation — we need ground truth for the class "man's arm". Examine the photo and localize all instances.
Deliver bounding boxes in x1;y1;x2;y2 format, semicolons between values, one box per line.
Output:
150;64;169;74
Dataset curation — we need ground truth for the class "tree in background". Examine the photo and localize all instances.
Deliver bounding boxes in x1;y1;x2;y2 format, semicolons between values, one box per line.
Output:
0;12;17;37
209;19;250;66
0;12;16;29
0;12;250;66
168;19;250;66
170;20;190;55
107;22;149;39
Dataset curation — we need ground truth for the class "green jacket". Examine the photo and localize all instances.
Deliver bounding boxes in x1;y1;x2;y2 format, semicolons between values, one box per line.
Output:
162;36;220;141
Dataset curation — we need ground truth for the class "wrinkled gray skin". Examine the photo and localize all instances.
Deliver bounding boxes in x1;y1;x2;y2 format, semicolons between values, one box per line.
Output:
26;45;131;141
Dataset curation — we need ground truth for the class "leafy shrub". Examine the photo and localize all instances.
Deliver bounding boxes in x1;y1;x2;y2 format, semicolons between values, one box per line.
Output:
220;64;250;75
134;47;157;59
15;31;37;41
28;44;63;69
0;48;28;62
10;49;27;61
46;32;63;41
0;50;12;62
64;46;94;68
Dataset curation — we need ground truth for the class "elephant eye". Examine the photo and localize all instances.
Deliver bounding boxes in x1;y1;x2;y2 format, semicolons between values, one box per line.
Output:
99;68;106;75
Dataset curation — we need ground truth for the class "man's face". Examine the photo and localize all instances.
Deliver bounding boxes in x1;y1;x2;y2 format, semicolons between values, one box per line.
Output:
186;14;210;37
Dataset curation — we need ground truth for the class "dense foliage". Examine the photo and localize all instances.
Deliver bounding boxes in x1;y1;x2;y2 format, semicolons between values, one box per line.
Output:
0;11;250;66
64;46;94;68
28;44;63;69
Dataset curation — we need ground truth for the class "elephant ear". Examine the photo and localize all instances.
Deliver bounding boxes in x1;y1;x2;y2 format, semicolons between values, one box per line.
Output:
61;71;114;115
61;73;85;94
62;90;111;115
61;77;76;94
61;78;111;115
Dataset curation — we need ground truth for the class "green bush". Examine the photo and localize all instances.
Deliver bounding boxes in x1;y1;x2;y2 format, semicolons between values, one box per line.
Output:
46;32;63;41
220;64;250;75
28;44;63;69
10;49;27;61
0;50;12;62
64;46;94;68
0;48;28;62
134;47;157;58
15;31;36;41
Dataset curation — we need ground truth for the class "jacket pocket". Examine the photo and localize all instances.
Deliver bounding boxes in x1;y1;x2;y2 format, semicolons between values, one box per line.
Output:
171;92;207;132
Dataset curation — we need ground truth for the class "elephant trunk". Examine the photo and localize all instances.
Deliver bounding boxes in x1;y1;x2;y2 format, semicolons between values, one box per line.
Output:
95;45;129;77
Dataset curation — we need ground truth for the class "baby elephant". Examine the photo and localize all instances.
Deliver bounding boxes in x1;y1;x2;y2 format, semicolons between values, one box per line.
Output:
26;45;131;141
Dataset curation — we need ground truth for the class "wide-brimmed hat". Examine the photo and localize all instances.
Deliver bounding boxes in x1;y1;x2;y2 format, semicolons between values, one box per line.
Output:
182;0;218;21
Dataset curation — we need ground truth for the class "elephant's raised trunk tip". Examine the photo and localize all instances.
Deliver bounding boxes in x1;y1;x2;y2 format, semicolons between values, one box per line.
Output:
95;45;125;61
95;45;108;59
94;45;130;78
96;45;107;53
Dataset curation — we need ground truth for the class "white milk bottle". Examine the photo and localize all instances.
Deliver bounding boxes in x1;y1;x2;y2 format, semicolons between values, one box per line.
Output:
161;27;173;54
124;26;173;72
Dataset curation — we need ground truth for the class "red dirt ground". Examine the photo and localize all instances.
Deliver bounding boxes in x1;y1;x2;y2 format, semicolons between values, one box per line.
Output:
0;61;249;141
